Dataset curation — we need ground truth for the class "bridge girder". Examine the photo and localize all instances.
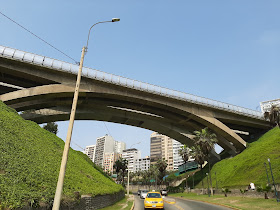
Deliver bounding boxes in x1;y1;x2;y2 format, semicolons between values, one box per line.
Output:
0;84;251;154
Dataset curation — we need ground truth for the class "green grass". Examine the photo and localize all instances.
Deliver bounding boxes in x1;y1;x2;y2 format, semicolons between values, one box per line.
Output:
0;101;123;209
191;127;280;189
170;192;280;210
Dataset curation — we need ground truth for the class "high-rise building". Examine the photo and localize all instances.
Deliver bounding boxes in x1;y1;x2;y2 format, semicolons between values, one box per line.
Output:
150;132;186;171
135;156;150;172
84;145;96;162
150;132;162;165
114;141;126;153
172;140;185;170
94;135;115;167
150;132;174;170
85;135;127;171
122;148;141;172
103;152;121;173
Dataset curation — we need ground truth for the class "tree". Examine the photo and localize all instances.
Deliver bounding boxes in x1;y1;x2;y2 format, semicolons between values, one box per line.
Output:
156;159;168;185
190;145;206;190
113;157;128;186
179;145;190;165
178;145;190;189
264;105;280;127
43;122;58;135
193;127;217;157
193;127;217;195
141;170;150;186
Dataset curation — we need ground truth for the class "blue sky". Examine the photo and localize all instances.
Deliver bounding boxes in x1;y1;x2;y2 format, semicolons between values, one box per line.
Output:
1;1;279;157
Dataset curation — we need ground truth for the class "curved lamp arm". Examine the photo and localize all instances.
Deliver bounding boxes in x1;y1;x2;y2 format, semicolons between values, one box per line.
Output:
86;18;120;49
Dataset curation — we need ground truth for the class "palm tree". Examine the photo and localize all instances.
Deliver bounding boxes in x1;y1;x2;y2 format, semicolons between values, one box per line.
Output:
113;157;128;186
264;105;280;127
179;145;190;189
193;127;217;196
141;170;150;186
156;159;168;185
190;145;206;190
149;164;159;189
194;127;217;156
179;145;190;167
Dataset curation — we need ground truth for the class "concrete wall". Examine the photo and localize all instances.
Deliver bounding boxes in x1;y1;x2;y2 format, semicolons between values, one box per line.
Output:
77;191;125;210
20;191;125;210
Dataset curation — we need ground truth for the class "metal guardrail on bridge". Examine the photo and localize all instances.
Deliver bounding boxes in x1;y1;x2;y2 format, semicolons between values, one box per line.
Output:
0;45;264;120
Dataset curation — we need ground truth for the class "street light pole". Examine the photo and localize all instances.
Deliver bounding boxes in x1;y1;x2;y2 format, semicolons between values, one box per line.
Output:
52;18;120;210
127;169;130;195
206;173;210;197
267;158;279;203
215;172;218;190
264;162;270;185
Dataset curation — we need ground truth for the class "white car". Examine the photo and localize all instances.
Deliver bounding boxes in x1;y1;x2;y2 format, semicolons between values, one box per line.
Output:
160;189;168;196
140;190;149;199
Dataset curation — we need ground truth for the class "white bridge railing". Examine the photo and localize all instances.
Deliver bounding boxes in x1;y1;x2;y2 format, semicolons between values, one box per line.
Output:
0;45;264;120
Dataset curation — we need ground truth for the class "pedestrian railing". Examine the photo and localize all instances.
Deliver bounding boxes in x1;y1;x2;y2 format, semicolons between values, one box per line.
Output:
0;45;264;120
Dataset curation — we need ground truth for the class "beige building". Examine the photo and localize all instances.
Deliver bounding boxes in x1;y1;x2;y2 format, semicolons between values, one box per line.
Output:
103;152;121;173
150;132;184;171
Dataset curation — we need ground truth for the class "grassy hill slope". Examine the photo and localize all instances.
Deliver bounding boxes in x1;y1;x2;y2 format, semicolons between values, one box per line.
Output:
0;101;123;209
195;127;280;189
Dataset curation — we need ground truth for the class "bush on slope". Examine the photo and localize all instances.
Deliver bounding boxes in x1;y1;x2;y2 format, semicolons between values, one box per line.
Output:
195;127;280;189
0;101;123;208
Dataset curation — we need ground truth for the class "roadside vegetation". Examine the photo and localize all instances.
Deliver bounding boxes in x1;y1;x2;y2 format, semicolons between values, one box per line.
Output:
0;101;123;209
194;126;280;189
166;126;280;196
170;192;280;210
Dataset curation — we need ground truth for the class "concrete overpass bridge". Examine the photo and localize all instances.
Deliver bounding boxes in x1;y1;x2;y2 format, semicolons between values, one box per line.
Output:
0;45;270;157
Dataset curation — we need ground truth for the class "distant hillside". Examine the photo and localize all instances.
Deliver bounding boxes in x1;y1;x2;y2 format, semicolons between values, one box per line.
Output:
194;127;280;189
0;101;123;209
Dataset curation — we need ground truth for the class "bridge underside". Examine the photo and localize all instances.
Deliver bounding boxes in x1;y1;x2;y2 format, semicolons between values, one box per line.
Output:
1;83;268;158
0;54;270;159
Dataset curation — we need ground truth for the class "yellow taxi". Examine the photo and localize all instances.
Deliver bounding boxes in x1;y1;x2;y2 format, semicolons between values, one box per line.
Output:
144;191;164;209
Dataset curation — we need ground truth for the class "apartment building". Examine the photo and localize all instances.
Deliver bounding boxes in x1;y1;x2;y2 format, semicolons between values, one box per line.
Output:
172;140;185;170
134;156;150;172
84;145;96;162
114;141;126;154
122;148;141;172
150;132;162;165
103;152;121;173
94;135;115;167
150;132;185;171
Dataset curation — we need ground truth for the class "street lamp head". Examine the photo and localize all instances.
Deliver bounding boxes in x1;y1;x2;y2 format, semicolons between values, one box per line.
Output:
268;158;270;162
112;18;120;22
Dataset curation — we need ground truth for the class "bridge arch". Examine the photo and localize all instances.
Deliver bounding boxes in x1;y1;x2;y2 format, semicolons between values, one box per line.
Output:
1;83;246;154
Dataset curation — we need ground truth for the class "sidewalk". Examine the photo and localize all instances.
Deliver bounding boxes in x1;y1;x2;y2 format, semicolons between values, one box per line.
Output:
169;192;280;210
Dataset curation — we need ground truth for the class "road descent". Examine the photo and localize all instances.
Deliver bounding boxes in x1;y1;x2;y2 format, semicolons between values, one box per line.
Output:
133;193;231;210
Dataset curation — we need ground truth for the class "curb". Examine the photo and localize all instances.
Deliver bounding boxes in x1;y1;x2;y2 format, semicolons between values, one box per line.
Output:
164;200;175;204
130;195;135;210
163;197;176;204
168;196;241;210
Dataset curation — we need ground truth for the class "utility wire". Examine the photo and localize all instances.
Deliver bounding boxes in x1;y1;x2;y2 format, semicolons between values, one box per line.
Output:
0;10;78;64
103;122;112;137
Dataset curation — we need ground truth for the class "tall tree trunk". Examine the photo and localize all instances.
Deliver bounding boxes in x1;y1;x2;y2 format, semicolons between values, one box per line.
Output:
200;164;204;194
208;158;213;196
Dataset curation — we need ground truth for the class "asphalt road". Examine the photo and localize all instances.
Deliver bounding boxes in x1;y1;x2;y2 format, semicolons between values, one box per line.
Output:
133;194;231;210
